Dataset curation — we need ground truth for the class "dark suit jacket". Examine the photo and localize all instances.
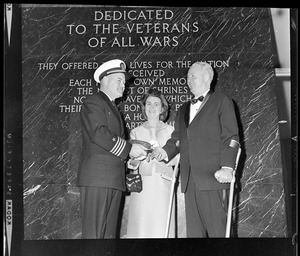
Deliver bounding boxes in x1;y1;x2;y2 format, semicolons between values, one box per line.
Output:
163;91;239;193
77;91;131;191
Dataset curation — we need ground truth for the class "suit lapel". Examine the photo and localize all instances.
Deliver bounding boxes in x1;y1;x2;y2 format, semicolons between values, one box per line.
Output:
184;103;190;127
196;90;213;115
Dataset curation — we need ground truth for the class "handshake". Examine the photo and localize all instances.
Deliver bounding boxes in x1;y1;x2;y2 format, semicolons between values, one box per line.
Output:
129;140;167;162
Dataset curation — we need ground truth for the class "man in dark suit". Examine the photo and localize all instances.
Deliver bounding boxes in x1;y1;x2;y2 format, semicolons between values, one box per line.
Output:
77;59;147;239
152;61;240;237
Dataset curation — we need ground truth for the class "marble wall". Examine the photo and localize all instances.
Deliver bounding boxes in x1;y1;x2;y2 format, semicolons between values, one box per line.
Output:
22;5;287;239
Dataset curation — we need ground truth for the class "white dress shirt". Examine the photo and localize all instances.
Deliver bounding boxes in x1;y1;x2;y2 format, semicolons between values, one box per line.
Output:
189;90;209;124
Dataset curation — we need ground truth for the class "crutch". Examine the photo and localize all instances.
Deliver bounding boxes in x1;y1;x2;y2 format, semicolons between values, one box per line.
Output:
225;147;242;238
165;153;180;238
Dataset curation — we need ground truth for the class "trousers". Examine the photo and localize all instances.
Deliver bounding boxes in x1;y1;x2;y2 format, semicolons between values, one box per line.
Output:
185;175;229;237
80;186;122;239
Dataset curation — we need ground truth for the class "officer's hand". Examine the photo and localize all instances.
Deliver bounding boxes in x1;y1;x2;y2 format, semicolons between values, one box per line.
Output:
129;144;147;159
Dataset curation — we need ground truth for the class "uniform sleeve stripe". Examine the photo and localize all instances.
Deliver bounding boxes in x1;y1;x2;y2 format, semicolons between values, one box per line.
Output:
110;137;126;156
115;139;126;156
111;137;122;154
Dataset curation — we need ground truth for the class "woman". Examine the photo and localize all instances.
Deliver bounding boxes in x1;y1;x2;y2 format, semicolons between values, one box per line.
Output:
126;88;178;238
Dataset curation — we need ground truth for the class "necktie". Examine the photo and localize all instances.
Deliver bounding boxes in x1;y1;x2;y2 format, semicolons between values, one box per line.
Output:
191;95;204;104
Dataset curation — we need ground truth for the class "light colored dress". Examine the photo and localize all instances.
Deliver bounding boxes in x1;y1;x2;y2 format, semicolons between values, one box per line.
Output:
126;121;178;238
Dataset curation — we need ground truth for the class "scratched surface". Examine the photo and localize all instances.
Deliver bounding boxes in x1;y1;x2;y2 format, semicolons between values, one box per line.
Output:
22;6;286;239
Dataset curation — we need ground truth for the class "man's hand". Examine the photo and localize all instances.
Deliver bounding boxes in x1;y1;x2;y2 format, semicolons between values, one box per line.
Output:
129;159;140;167
214;167;233;183
150;147;168;161
129;144;147;159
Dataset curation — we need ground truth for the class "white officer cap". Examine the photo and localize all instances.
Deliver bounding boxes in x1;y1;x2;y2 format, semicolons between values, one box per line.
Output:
93;59;130;83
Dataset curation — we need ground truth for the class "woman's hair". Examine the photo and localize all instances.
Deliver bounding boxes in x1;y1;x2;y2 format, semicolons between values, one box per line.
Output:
140;88;169;121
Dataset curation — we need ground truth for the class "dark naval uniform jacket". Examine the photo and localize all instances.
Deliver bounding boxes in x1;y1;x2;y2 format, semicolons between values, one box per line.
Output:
163;90;240;193
77;91;131;191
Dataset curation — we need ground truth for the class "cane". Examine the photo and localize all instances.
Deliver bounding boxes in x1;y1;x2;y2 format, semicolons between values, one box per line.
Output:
164;153;180;238
225;147;241;238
